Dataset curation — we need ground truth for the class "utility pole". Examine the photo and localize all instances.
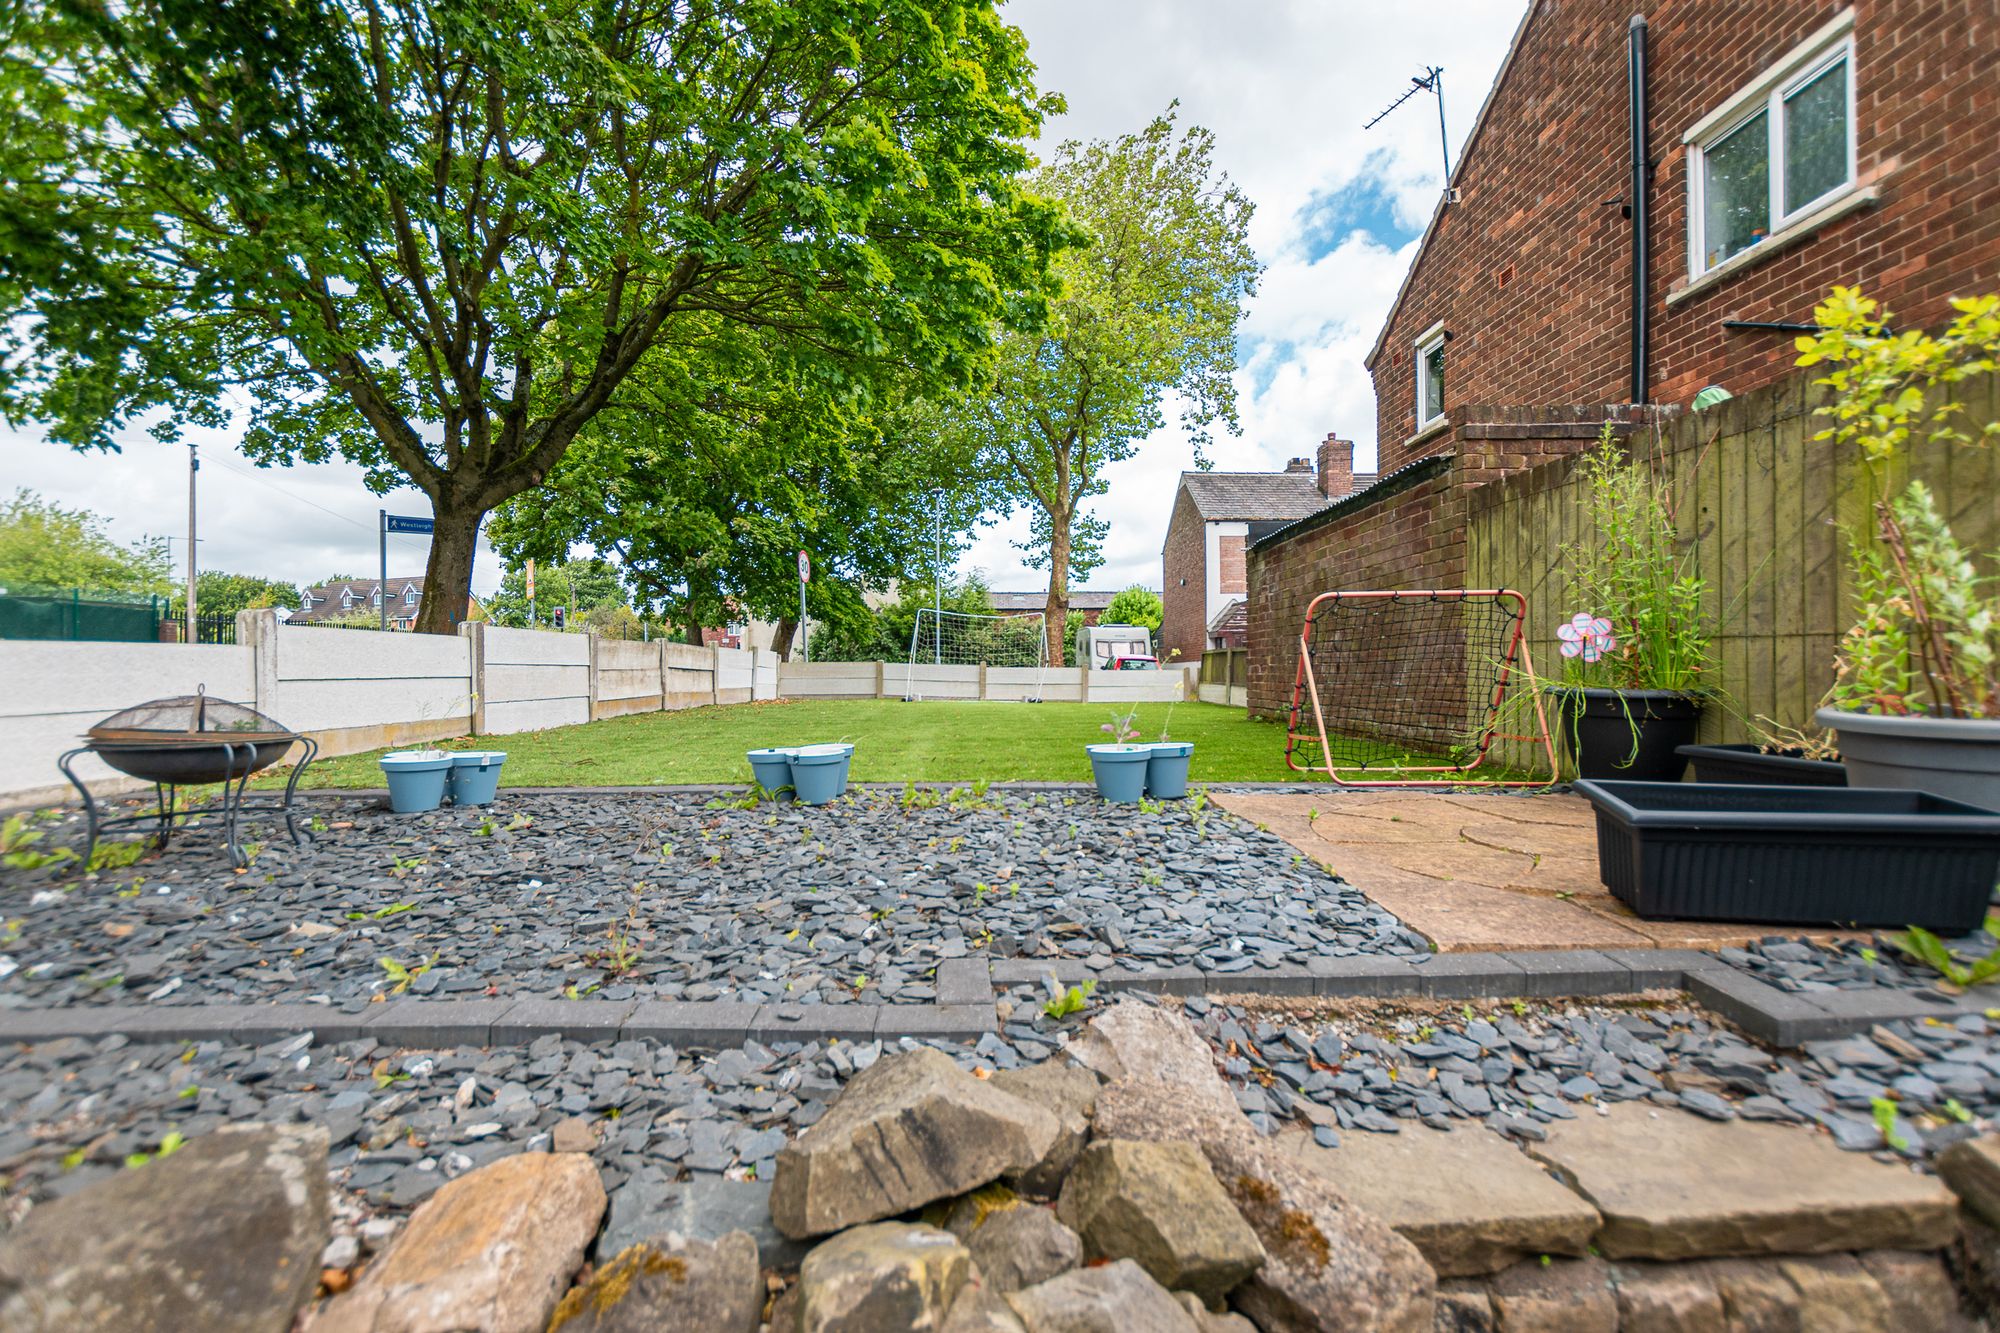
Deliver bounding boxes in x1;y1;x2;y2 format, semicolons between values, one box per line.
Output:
933;490;943;666
378;509;388;631
185;442;199;643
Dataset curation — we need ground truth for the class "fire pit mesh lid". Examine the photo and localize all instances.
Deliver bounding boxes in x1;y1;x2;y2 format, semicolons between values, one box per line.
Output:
88;689;293;741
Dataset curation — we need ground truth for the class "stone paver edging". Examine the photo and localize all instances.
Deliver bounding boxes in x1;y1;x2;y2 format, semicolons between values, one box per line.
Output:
0;947;1975;1048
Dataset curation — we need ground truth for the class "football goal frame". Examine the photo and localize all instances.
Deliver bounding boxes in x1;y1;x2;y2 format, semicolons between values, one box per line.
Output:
902;608;1048;702
1283;588;1558;787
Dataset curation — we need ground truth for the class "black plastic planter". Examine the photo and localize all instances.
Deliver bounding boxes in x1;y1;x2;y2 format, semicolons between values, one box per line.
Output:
1576;780;2000;931
1677;743;1847;787
1548;687;1699;781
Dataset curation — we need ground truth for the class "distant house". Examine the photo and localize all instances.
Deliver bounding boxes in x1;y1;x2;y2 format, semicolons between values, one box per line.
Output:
1160;435;1375;662
293;576;476;630
990;589;1119;626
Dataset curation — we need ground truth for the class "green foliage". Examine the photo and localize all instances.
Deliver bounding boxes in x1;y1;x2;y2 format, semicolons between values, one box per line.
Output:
1885;920;2000;991
4;0;1065;632
1;813;76;871
1100;586;1164;636
0;490;172;597
377;953;437;996
1041;978;1097;1020
1798;289;2000;718
1870;1097;1910;1151
810;574;1000;664
482;558;632;631
911;108;1260;650
168;571;300;620
1557;425;1711;694
123;1130;186;1169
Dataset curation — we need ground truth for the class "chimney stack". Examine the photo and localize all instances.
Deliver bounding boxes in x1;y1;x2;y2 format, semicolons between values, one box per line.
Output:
1284;457;1312;473
1316;433;1354;499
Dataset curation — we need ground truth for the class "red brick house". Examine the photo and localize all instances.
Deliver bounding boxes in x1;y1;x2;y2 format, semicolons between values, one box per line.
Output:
1161;435;1374;665
1247;0;2000;716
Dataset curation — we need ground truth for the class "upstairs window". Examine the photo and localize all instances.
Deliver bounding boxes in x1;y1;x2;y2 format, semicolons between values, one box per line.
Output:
1687;16;1854;278
1414;322;1446;431
404;587;417;606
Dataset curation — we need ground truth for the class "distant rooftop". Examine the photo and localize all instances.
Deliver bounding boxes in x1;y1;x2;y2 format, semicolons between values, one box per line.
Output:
991;589;1121;613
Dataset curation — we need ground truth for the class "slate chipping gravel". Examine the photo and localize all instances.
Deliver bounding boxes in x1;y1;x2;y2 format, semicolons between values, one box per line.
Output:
0;791;1427;1010
1716;933;1998;997
1183;994;2000;1162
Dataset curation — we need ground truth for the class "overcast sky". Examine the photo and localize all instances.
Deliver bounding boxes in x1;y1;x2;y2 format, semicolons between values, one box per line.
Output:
2;1;1527;601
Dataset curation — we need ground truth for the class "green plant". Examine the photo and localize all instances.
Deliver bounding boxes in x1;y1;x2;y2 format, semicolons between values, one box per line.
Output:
377;952;437;995
388;854;426;878
1041;979;1097;1020
473;817;497;837
1870;1096;1911;1151
123;1130;186;1169
1798;288;2000;717
1557;422;1712;695
506;813;535;831
1100;705;1141;744
2;814;77;871
86;840;148;873
1884;921;2000;991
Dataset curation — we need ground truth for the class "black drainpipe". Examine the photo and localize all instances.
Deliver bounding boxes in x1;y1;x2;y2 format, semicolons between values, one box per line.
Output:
1628;13;1650;405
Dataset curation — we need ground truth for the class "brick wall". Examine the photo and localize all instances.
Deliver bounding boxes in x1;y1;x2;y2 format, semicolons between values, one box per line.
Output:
1217;535;1246;594
1159;488;1207;667
1369;0;2000;471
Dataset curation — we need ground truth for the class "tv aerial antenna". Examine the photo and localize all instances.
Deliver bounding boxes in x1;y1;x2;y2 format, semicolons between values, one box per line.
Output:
1365;66;1454;194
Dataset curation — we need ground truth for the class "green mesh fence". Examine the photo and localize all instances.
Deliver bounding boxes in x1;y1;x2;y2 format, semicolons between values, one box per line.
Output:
0;591;168;642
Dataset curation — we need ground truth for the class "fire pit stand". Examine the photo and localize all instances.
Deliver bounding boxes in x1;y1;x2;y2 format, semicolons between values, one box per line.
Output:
57;690;320;871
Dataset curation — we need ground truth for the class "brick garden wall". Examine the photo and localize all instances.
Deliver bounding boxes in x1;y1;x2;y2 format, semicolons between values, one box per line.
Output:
1369;0;2000;471
1159;489;1208;668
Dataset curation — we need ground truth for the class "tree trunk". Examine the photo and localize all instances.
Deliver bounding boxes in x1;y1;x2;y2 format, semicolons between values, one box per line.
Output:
772;617;798;661
1043;505;1071;667
415;500;481;634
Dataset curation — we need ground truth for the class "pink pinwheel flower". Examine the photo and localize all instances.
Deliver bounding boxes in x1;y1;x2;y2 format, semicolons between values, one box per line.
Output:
1557;613;1616;663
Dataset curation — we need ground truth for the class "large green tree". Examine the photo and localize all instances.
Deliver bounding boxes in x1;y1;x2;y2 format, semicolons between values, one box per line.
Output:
482;556;628;629
0;489;172;595
169;570;302;619
929;110;1259;663
2;0;1061;632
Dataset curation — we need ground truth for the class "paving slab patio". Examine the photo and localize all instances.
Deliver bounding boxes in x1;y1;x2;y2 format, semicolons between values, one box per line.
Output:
1213;790;1856;954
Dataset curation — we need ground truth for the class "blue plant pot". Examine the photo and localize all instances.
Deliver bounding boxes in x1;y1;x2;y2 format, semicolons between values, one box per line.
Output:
747;747;797;800
379;752;452;813
1087;744;1152;804
447;751;507;806
789;743;854;806
1146;742;1195;799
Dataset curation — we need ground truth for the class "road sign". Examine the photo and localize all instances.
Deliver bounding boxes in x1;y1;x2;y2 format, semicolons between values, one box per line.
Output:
798;549;810;582
384;513;434;535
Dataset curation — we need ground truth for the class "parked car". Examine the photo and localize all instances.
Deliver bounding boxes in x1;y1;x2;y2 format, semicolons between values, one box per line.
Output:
1109;655;1159;671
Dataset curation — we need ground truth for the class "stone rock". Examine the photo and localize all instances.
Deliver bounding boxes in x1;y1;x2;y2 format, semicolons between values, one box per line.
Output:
771;1047;1058;1239
1938;1134;2000;1227
1094;1076;1435;1333
1855;1249;1970;1331
794;1222;969;1333
1067;1002;1236;1120
953;1200;1082;1294
1273;1121;1597;1277
547;1232;759;1333
310;1151;605;1333
1431;1279;1496;1333
600;1170;809;1271
1486;1256;1617;1333
1956;1214;2000;1324
1004;1259;1200;1333
941;1283;1030;1332
1173;1291;1258;1332
991;1062;1100;1197
0;1123;329;1333
1697;1258;1800;1332
552;1116;599;1155
1525;1104;1957;1259
1607;1261;1725;1333
1057;1139;1263;1304
1774;1255;1890;1332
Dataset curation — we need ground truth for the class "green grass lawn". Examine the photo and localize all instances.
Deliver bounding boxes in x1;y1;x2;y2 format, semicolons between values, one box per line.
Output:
279;699;1338;787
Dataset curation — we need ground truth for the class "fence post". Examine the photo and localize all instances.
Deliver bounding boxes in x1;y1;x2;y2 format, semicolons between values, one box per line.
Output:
710;643;722;707
586;631;602;722
239;610;279;716
461;621;487;735
874;660;886;699
978;661;989;701
658;639;670;712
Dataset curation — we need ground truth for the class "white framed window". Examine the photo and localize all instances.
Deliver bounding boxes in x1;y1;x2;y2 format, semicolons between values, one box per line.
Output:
403;586;416;606
340;590;353;608
1685;12;1855;279
1413;321;1447;431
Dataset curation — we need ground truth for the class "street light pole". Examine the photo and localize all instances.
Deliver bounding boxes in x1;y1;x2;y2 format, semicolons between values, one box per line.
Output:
933;490;943;666
185;442;199;643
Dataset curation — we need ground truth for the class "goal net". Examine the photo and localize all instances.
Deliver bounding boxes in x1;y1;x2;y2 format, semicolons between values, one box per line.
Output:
1284;589;1556;786
903;609;1047;701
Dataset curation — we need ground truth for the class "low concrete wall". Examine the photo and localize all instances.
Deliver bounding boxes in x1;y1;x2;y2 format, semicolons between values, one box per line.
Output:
777;660;1193;704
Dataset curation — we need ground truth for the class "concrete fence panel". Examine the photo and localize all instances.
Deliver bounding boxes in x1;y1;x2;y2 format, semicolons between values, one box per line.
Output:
593;637;663;718
475;624;591;734
257;615;473;758
778;661;879;697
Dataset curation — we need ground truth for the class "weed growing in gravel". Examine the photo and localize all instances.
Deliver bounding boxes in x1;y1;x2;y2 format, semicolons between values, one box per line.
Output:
1872;1096;1911;1151
1042;979;1097;1020
1141;868;1164;888
473;818;497;837
506;813;534;831
378;953;436;995
1886;918;2000;990
1138;795;1163;814
124;1131;186;1169
2;813;76;872
388;854;426;878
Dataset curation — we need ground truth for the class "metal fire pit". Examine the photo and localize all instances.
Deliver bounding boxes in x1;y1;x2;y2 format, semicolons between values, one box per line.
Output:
58;688;318;870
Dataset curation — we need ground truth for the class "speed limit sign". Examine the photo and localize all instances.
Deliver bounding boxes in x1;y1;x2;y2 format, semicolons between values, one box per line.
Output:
797;550;810;582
